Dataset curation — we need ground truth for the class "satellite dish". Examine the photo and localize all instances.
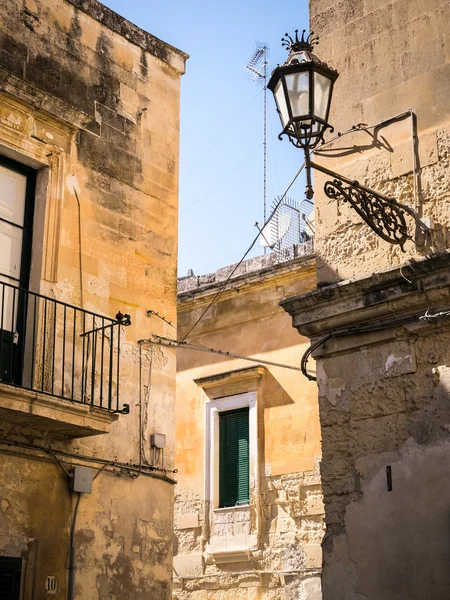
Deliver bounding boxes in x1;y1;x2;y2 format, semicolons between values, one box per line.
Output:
258;221;276;248
304;213;315;235
258;212;292;247
278;213;292;240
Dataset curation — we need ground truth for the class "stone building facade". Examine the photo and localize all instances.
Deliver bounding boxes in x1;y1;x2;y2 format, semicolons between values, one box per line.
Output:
280;0;450;598
0;1;186;598
173;253;324;600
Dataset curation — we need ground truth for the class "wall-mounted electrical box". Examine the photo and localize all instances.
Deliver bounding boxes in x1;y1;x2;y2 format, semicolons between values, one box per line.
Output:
71;466;93;494
151;433;166;449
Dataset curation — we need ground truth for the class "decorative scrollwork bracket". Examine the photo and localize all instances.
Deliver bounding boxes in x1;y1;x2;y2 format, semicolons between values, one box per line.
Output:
323;178;409;249
306;156;420;251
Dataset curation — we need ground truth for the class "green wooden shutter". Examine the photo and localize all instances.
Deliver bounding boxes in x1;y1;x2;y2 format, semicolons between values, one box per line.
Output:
219;407;250;508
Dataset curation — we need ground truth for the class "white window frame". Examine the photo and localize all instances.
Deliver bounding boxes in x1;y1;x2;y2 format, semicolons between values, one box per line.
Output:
204;391;258;510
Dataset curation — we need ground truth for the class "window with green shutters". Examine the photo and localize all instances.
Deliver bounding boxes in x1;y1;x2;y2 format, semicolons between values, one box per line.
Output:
219;407;250;508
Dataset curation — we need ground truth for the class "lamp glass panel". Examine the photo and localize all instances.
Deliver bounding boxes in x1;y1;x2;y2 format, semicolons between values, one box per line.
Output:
294;119;320;139
274;79;290;128
311;121;321;135
314;72;331;121
285;72;310;118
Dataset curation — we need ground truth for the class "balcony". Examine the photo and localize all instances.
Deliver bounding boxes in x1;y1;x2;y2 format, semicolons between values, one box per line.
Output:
0;281;130;437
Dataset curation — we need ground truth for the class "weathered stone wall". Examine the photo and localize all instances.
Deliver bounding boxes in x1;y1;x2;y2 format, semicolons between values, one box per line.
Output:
0;1;186;598
282;253;450;599
276;1;450;598
309;0;450;284
174;255;324;599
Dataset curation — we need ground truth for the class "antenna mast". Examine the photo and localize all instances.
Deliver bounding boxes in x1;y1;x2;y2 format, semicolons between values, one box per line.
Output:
245;43;269;244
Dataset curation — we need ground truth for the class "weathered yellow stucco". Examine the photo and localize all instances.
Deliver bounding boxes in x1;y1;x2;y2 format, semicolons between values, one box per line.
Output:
174;254;324;599
0;1;187;598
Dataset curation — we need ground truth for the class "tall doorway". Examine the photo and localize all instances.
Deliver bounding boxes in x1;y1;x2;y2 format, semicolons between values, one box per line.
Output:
0;154;35;384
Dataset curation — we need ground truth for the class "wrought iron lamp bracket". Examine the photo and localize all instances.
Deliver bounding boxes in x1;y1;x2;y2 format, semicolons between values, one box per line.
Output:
305;154;420;250
279;122;334;151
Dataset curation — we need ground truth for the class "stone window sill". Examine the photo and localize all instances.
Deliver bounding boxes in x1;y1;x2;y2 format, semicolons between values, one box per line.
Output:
205;533;258;564
213;505;250;512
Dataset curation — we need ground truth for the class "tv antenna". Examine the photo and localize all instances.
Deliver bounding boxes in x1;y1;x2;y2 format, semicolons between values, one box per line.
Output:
245;43;269;248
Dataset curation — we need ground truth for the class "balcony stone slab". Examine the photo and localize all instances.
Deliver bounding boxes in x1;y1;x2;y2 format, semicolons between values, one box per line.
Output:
0;383;118;437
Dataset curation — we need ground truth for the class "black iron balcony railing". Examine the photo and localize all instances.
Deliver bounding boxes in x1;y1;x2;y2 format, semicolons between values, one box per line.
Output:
0;280;130;414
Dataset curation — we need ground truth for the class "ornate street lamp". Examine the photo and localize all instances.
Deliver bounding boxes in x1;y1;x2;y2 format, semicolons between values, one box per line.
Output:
268;30;338;153
269;30;421;249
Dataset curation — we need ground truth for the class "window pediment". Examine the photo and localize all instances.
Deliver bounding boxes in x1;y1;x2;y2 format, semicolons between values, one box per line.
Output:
195;365;265;400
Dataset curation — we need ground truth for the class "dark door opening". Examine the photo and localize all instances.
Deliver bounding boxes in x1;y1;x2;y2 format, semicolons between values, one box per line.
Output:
0;154;36;385
0;556;22;600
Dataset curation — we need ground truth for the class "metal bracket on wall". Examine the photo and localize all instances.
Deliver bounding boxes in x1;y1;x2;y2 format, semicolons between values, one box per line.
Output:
310;159;423;250
307;109;430;250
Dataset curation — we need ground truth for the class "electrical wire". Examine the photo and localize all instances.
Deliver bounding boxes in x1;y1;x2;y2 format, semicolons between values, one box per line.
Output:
0;438;177;481
179;162;306;343
144;345;154;466
180;109;425;346
183;143;262;213
184;89;263;177
301;334;332;381
68;492;81;600
138;343;144;476
174;567;320;580
142;334;304;373
147;309;176;329
299;306;443;381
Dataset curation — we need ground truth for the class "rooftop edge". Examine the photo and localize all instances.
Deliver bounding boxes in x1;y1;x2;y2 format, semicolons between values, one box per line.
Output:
178;244;315;298
67;0;189;71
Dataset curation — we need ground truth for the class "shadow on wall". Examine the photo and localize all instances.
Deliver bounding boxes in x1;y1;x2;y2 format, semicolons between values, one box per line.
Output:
261;369;295;410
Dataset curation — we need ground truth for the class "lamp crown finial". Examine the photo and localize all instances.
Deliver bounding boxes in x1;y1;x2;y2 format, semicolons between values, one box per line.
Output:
281;29;319;53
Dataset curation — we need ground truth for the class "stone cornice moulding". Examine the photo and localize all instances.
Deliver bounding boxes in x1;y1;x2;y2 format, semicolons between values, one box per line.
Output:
281;252;450;339
0;93;73;283
178;258;316;310
195;365;266;400
0;69;101;136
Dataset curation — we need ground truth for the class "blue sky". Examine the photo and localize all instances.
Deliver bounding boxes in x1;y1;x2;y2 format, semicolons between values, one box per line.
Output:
103;0;309;275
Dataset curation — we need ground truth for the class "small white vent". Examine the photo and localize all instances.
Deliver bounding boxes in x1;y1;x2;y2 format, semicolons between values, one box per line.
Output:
45;576;57;594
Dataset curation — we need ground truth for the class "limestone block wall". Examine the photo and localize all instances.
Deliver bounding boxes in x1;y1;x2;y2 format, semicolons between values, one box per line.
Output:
174;463;324;600
281;254;450;599
0;1;186;598
275;2;450;598
308;0;450;284
174;255;324;600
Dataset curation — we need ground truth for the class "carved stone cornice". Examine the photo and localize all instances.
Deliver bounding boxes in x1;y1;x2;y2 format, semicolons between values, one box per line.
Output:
195;365;266;399
281;252;450;341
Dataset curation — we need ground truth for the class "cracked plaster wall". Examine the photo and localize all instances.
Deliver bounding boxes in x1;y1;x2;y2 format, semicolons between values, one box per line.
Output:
316;327;450;599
